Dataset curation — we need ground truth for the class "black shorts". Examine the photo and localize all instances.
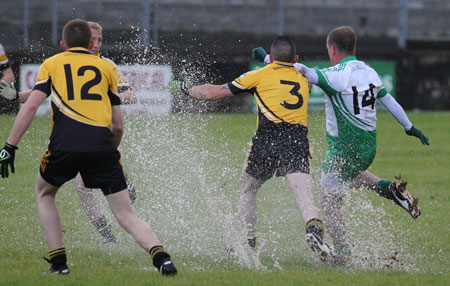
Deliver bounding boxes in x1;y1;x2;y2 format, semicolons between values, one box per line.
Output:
39;150;127;195
245;123;310;181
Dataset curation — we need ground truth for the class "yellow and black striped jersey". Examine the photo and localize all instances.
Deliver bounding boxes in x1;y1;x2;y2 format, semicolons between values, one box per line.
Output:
228;61;310;131
33;47;121;151
101;56;132;93
0;43;10;72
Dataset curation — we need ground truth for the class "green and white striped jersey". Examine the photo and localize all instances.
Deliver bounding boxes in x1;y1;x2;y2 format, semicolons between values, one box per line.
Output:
315;56;388;157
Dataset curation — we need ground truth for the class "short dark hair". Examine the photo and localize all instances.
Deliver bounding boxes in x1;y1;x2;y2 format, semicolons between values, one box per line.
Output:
327;26;357;55
62;19;92;49
270;36;296;63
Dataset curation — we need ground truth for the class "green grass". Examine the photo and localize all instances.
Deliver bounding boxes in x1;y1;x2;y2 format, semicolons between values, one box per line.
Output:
0;111;449;285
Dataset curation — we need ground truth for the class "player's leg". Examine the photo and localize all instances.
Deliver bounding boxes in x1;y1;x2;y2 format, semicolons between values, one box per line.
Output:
238;171;264;248
352;170;421;219
74;173;117;243
286;172;331;261
86;150;176;275
35;173;69;274
106;190;176;275
285;172;319;223
123;169;137;205
320;170;352;263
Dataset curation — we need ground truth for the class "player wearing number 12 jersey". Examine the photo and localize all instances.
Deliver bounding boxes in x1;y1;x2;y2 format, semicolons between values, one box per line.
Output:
0;19;176;276
169;36;332;262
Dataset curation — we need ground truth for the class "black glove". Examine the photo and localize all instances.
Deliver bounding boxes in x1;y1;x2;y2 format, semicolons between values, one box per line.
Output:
0;142;18;178
252;47;268;63
405;126;430;145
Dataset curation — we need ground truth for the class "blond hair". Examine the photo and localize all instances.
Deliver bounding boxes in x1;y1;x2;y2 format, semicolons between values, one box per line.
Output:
87;21;102;32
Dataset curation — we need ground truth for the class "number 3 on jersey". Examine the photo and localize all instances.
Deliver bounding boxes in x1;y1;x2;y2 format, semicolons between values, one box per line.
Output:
280;80;304;110
352;83;376;115
64;64;102;101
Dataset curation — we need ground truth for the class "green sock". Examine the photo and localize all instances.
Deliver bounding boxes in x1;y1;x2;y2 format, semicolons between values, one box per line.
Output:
375;179;394;201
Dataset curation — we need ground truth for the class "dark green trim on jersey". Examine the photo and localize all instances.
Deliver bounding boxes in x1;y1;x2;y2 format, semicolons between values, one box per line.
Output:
377;87;388;98
339;56;357;64
315;69;339;96
335;93;371;128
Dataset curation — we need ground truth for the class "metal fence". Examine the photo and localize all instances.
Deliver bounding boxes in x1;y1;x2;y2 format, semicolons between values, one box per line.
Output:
1;0;449;110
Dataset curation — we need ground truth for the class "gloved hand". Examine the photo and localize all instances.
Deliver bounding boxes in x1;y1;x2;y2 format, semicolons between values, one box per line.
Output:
167;78;192;96
252;47;267;63
0;142;18;178
405;126;430;145
0;80;19;100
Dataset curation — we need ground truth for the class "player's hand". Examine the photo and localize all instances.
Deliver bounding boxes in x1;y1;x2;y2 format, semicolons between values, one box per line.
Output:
405;126;430;145
0;80;19;100
0;142;18;178
167;78;192;96
252;47;267;62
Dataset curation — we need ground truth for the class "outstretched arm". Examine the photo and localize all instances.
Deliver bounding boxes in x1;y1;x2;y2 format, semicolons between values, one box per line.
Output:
378;94;429;145
189;84;234;101
294;63;319;85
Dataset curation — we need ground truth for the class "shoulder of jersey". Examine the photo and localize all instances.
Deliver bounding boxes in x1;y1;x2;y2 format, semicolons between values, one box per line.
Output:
0;43;8;63
100;56;119;68
237;65;269;78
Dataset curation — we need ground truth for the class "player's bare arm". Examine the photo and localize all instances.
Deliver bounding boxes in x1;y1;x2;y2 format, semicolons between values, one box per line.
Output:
119;89;137;104
7;90;47;146
111;105;124;147
189;84;234;101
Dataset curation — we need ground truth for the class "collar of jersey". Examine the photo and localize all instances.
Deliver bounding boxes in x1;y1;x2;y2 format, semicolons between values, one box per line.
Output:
272;60;294;67
67;47;91;55
339;56;357;64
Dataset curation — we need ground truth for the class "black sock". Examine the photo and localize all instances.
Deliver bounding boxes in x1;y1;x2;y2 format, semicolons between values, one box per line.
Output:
247;237;256;248
149;245;170;269
305;218;324;240
92;216;116;242
48;247;67;268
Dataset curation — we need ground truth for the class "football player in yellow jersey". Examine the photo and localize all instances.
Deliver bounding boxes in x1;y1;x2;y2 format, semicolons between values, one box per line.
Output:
0;44;39;107
0;43;20;114
0;19;177;276
170;36;331;262
0;21;138;244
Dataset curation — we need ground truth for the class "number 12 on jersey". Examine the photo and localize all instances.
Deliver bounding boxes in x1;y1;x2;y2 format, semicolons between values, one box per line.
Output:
64;64;102;101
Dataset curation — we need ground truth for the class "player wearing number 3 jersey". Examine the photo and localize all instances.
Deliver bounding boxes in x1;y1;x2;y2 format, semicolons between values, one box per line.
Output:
253;26;429;265
169;36;332;262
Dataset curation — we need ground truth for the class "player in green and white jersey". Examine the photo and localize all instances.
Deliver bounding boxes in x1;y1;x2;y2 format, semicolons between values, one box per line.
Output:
253;26;429;262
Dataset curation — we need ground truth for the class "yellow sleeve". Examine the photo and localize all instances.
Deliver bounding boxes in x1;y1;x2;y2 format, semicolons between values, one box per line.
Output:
0;44;8;65
229;69;262;95
107;64;121;105
33;61;52;96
